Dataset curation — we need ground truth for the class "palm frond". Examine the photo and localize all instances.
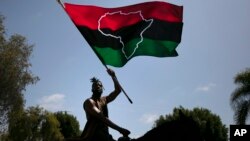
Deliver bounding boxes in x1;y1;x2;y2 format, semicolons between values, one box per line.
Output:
230;87;250;110
234;68;250;85
234;100;250;125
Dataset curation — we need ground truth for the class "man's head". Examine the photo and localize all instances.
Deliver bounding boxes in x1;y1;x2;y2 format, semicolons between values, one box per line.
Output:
91;77;104;98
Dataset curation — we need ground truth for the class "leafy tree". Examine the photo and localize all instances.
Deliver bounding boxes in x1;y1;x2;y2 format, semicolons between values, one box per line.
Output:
54;111;81;138
41;112;64;141
154;106;228;141
230;68;250;124
8;106;63;141
0;15;39;133
0;14;64;141
8;106;41;141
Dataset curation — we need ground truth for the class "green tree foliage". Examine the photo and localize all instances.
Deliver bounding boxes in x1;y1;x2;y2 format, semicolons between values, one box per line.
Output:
0;15;39;132
8;106;42;141
55;111;81;138
154;106;228;141
0;14;69;140
230;68;250;124
41;112;64;141
8;106;63;141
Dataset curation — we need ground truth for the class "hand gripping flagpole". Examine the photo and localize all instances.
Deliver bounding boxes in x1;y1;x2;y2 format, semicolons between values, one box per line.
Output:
102;65;133;104
57;0;133;104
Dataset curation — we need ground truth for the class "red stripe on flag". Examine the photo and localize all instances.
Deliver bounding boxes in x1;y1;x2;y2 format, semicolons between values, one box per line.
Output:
65;1;183;30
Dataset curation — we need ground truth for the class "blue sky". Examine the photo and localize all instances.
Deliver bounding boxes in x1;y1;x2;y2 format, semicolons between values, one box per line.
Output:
1;0;250;139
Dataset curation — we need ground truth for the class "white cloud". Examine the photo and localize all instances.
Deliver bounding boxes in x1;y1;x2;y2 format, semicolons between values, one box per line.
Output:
195;83;216;92
39;94;65;112
139;113;159;124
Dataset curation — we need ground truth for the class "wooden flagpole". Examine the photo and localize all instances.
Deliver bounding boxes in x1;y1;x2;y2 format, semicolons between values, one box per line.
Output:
56;0;133;104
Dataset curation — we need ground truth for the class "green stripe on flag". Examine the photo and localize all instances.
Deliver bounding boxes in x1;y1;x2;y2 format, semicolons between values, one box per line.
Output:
93;38;179;67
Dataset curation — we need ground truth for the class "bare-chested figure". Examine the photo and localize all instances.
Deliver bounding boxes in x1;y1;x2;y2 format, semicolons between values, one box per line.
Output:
81;69;130;141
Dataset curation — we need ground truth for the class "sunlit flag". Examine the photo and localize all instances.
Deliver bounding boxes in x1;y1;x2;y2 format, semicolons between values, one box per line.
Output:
63;1;183;67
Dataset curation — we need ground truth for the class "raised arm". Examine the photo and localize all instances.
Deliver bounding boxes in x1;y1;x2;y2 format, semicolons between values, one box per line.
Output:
84;99;130;136
106;68;122;103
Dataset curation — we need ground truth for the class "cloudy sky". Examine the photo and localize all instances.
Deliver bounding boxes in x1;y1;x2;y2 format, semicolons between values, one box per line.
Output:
1;0;250;139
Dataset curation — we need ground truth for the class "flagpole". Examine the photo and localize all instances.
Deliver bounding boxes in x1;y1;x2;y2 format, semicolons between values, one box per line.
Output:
103;65;133;104
57;0;65;9
56;0;133;104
